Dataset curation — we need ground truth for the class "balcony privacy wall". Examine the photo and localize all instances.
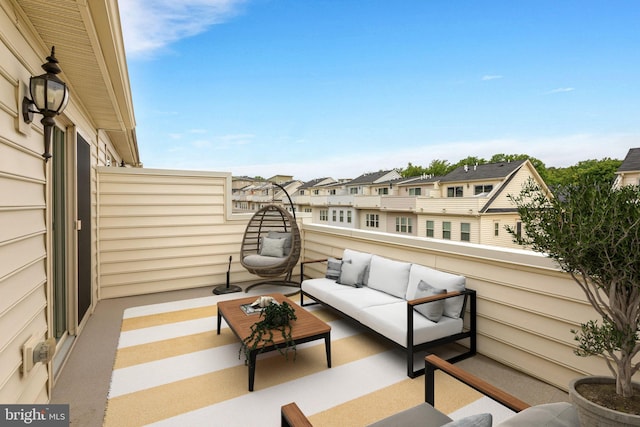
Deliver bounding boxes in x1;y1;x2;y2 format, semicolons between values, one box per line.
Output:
97;167;253;299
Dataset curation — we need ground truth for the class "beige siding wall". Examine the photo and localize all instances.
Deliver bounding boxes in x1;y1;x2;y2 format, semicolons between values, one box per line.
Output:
301;224;639;392
0;5;51;403
97;167;254;298
488;164;536;210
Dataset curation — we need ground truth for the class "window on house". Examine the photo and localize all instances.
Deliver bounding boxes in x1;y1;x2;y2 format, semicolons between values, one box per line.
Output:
378;187;389;195
320;210;328;221
461;223;470;242
516;221;522;238
366;214;379;228
396;217;413;233
426;220;434;237
494;222;500;236
332;210;337;221
329;189;336;195
347;211;352;223
300;190;306;195
409;188;422;196
443;222;451;239
339;210;344;222
447;186;463;197
313;189;319;195
474;185;493;195
350;187;358;194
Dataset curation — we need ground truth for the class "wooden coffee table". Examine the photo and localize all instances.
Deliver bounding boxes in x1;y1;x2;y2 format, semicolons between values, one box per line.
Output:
216;293;331;391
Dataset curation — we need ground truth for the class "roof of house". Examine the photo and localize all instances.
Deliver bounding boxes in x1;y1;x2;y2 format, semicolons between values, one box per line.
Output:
396;175;442;185
298;178;334;189
617;148;640;172
441;160;526;182
347;170;399;185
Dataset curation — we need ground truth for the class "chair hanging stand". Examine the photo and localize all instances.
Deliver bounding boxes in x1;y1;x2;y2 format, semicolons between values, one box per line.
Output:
240;183;301;296
213;255;242;294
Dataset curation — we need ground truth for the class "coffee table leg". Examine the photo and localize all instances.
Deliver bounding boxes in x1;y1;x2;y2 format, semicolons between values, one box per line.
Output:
249;350;257;391
217;312;222;334
325;333;332;368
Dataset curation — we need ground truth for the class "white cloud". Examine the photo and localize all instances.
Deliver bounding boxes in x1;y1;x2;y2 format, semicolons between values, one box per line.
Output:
119;0;246;58
482;75;503;81
546;87;575;94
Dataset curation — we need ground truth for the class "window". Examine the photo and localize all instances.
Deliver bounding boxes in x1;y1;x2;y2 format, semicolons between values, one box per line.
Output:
299;190;305;195
461;223;470;242
329;189;336;195
339;210;344;222
443;222;451;239
313;189;319;195
516;221;522;239
409;188;422;196
494;222;499;236
347;211;352;223
474;185;493;195
447;186;463;197
396;217;413;233
366;214;379;228
426;220;434;237
320;209;328;221
332;210;337;222
350;187;359;194
378;187;389;195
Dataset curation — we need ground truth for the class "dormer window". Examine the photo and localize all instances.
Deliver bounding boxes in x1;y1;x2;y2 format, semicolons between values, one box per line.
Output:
474;185;493;195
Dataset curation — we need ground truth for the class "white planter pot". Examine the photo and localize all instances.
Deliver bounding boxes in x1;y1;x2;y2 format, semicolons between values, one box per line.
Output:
569;376;640;427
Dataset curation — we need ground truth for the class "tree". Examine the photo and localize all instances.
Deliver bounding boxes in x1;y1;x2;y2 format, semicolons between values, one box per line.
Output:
545;158;622;187
401;162;429;177
490;153;549;182
427;159;453;176
508;179;640;398
450;156;487;170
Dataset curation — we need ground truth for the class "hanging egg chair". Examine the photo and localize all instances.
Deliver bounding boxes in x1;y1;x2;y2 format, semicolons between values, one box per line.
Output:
240;184;301;293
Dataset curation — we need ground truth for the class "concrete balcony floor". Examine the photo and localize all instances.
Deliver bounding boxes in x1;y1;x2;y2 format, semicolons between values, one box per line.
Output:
50;282;569;426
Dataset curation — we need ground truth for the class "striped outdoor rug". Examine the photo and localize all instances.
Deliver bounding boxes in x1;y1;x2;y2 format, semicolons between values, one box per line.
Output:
104;292;513;426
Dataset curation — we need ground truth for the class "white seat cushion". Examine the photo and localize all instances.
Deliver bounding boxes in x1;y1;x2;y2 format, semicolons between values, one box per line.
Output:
407;264;466;318
243;254;285;267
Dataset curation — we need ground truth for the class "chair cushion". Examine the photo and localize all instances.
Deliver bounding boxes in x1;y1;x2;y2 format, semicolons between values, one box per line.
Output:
442;413;492;427
407;264;466;318
260;236;285;257
414;280;446;322
367;402;453;427
367;255;411;299
496;403;579;427
243;254;285;267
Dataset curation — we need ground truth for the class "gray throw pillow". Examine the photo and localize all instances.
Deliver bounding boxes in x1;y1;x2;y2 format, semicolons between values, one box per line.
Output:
325;257;344;281
267;231;292;255
338;262;365;287
260;236;285;257
414;279;446;322
442;413;492;427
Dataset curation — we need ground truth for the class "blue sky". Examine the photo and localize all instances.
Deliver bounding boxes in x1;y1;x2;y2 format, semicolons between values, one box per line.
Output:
119;0;639;181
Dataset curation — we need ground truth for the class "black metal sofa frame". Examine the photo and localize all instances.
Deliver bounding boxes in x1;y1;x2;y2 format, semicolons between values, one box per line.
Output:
299;259;477;378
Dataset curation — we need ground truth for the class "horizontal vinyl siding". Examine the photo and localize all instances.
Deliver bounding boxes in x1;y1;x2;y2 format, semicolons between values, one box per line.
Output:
97;168;252;298
0;22;50;403
300;224;636;392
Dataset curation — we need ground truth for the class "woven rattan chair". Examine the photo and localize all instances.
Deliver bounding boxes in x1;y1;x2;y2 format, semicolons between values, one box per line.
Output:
241;197;301;293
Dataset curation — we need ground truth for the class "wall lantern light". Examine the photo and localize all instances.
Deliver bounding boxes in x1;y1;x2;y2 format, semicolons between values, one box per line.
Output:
22;46;69;162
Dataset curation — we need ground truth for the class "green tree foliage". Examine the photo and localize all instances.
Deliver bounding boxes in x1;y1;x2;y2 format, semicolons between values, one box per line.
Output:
507;179;640;398
490;153;549;182
400;159;453;177
401;162;429;177
545;158;623;187
450;156;487;170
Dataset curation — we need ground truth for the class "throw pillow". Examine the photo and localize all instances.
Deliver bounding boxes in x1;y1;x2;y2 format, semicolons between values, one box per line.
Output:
260;236;285;258
325;257;345;281
442;413;492;427
414;280;447;322
338;261;365;287
267;231;292;255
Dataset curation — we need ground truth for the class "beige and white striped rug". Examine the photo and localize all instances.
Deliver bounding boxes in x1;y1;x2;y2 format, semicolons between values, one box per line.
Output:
104;292;514;426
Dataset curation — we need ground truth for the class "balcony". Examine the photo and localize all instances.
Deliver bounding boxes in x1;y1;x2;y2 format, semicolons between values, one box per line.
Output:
416;196;488;215
49;167;628;425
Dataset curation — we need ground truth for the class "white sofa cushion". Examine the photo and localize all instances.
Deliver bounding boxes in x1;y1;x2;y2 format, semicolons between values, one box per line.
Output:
360;302;463;347
367;255;412;299
302;278;351;303
407;264;466;318
343;249;373;285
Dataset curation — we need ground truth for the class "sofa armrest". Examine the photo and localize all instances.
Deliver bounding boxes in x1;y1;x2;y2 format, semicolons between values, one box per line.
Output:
300;258;329;281
281;402;313;427
425;355;531;413
407;291;463;307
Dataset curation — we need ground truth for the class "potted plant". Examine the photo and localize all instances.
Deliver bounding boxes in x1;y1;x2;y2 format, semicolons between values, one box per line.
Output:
507;179;640;425
240;300;298;366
